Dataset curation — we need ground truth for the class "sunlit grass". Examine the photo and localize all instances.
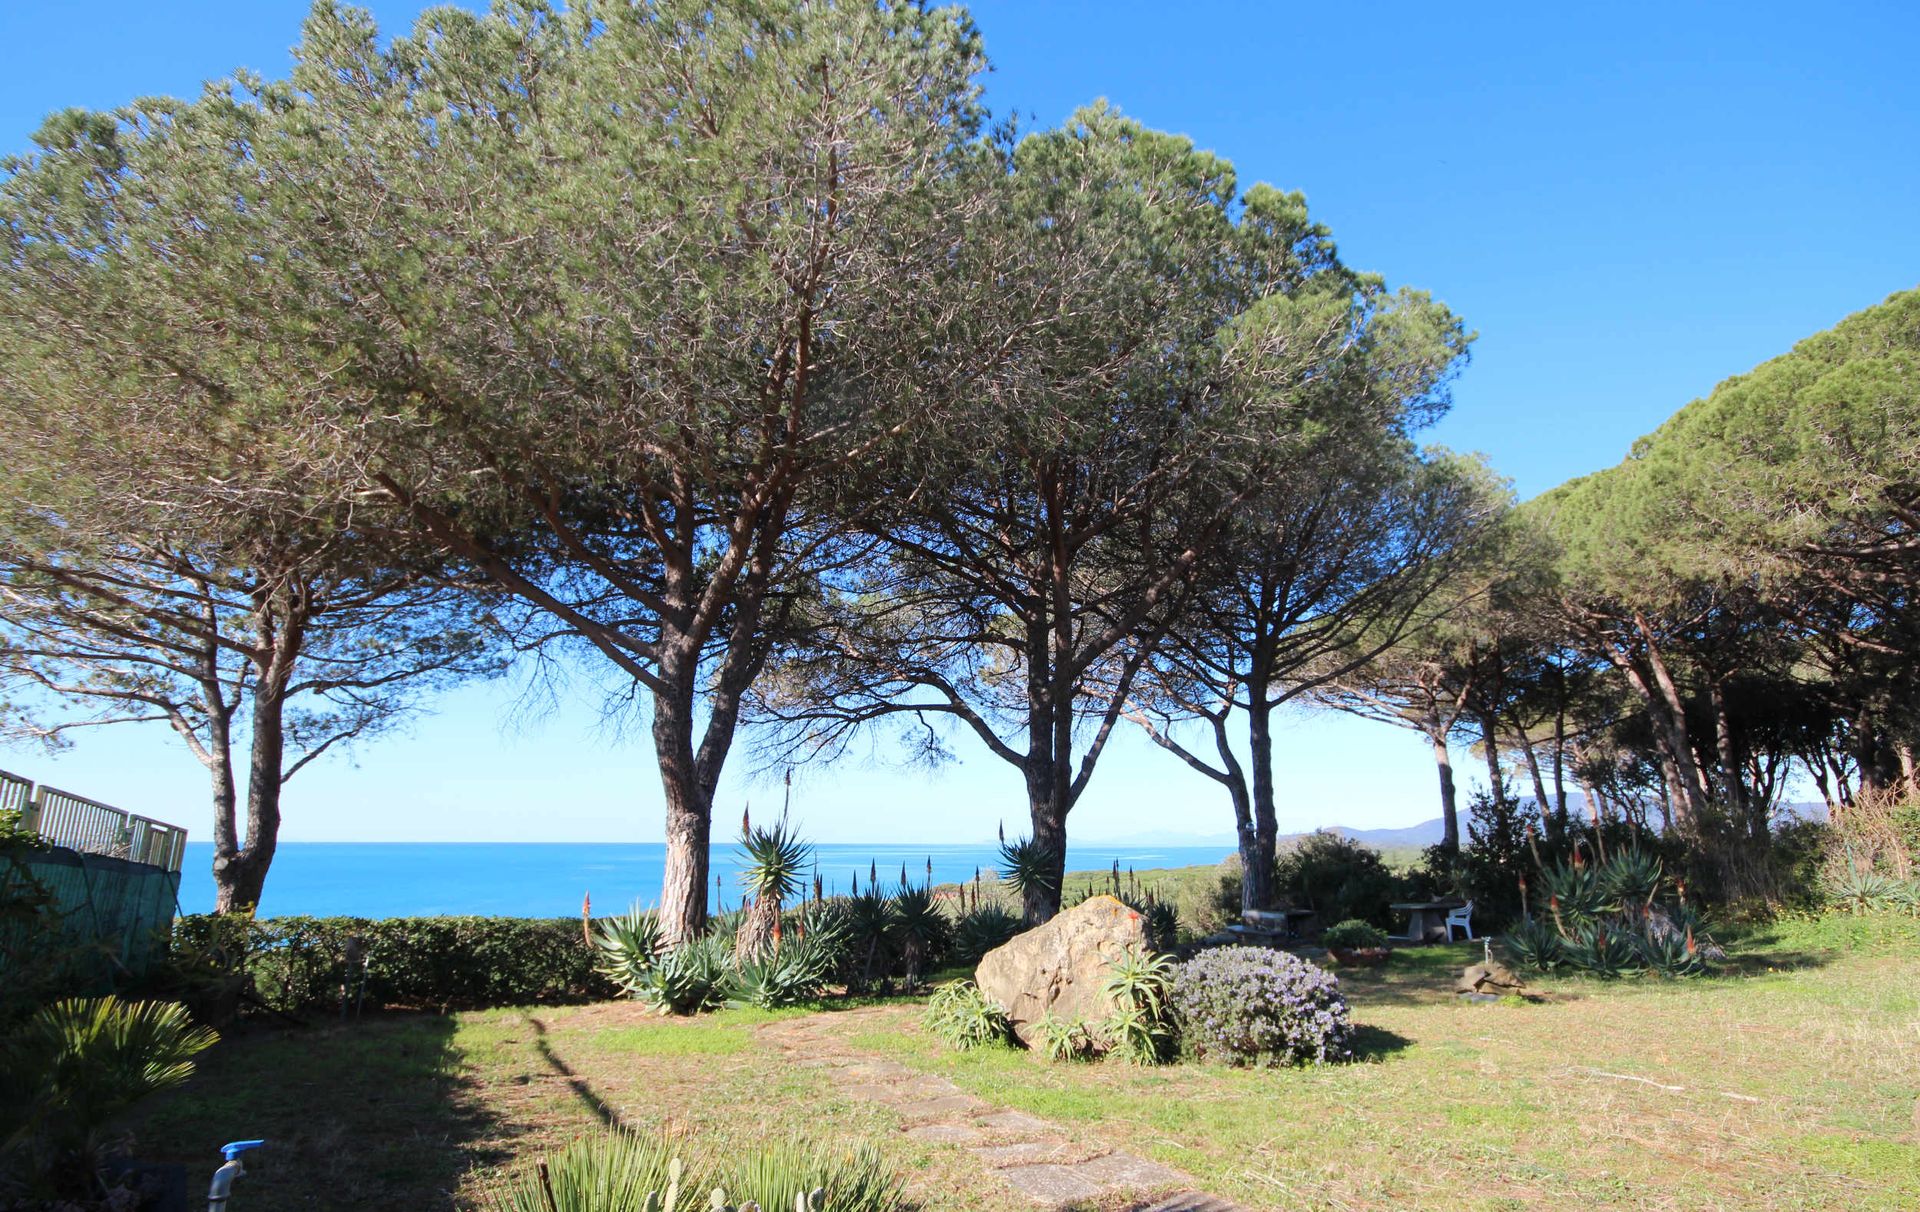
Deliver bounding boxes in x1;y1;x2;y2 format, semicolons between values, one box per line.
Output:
131;912;1918;1211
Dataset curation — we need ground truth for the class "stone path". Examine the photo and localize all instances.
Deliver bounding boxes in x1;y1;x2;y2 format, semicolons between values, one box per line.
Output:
759;1009;1244;1211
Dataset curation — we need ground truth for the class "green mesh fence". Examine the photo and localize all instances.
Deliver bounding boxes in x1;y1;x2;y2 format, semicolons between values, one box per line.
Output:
1;846;181;992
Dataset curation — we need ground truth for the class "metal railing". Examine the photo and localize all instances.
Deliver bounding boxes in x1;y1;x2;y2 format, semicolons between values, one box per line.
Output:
5;769;188;872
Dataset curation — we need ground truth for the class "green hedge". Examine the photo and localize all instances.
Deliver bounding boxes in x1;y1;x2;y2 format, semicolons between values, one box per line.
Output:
171;914;619;1015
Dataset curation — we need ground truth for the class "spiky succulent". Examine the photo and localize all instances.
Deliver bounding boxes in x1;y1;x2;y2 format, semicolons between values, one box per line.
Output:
594;904;664;993
997;836;1059;911
739;817;813;907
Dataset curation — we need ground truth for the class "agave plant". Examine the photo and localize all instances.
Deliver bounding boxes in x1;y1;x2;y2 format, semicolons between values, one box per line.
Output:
635;935;730;1015
728;930;839;1009
0;998;219;1198
594;904;664;994
1637;925;1708;977
1034;1011;1103;1063
485;1131;899;1212
1822;862;1905;914
998;835;1060;924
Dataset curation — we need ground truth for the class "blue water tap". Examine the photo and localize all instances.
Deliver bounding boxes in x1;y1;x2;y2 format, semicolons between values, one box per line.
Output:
208;1140;264;1209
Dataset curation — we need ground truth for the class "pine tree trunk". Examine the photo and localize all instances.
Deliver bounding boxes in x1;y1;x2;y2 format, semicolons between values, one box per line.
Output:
653;651;712;944
212;612;300;915
1242;698;1279;911
1431;727;1460;851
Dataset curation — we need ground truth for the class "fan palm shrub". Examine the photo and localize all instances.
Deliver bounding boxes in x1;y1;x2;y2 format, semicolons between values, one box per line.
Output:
0;997;218;1200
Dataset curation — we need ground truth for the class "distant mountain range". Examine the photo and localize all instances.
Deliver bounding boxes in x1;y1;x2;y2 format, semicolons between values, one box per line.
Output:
1083;818;1446;850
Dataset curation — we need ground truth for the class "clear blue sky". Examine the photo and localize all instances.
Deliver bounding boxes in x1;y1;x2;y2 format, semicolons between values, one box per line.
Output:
2;2;1914;844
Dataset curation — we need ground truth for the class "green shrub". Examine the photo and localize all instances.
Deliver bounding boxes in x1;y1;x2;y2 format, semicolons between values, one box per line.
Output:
1170;945;1352;1067
483;1129;904;1212
1319;919;1390;950
172;913;619;1015
922;980;1012;1051
0;997;217;1202
1273;832;1399;929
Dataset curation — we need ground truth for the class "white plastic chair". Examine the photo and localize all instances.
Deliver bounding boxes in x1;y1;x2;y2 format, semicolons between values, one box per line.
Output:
1444;900;1475;941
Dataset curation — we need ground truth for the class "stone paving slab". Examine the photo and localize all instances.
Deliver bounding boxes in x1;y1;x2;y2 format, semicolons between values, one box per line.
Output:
757;1010;1246;1210
997;1163;1104;1203
904;1122;985;1145
968;1140;1079;1168
1072;1152;1187;1188
972;1109;1064;1136
894;1092;987;1118
1127;1192;1246;1212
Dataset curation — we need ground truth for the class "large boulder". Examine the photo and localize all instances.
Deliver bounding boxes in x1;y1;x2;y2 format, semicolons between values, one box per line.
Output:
974;895;1150;1045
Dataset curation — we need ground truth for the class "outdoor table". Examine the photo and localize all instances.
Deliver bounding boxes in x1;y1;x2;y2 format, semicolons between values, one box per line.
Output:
1390;899;1465;943
1242;907;1316;939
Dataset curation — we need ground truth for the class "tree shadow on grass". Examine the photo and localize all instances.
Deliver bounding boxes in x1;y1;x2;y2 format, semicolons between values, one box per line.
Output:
1347;1022;1413;1063
527;1014;625;1129
127;1013;524;1212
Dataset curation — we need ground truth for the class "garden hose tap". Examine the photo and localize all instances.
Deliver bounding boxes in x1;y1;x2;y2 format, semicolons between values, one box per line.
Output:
208;1139;264;1211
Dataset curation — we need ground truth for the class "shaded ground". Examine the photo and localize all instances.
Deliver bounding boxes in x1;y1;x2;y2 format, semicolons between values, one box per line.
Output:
129;912;1919;1211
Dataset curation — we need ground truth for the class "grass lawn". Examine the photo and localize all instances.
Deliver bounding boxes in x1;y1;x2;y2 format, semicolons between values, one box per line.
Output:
130;912;1918;1211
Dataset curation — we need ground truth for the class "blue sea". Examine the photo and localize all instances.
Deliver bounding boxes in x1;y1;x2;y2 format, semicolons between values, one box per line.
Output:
176;841;1236;919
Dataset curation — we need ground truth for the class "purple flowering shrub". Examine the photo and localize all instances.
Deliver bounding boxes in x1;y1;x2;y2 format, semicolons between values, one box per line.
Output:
1171;945;1353;1066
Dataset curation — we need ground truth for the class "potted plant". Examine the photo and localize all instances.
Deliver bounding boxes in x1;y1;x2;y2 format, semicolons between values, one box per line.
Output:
1321;919;1392;966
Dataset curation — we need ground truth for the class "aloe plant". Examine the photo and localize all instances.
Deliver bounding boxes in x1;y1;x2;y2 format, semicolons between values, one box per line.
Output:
923;980;1012;1051
485;1130;897;1212
888;883;950;983
1597;848;1664;922
997;835;1060;924
1101;945;1177;1064
736;816;814;961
